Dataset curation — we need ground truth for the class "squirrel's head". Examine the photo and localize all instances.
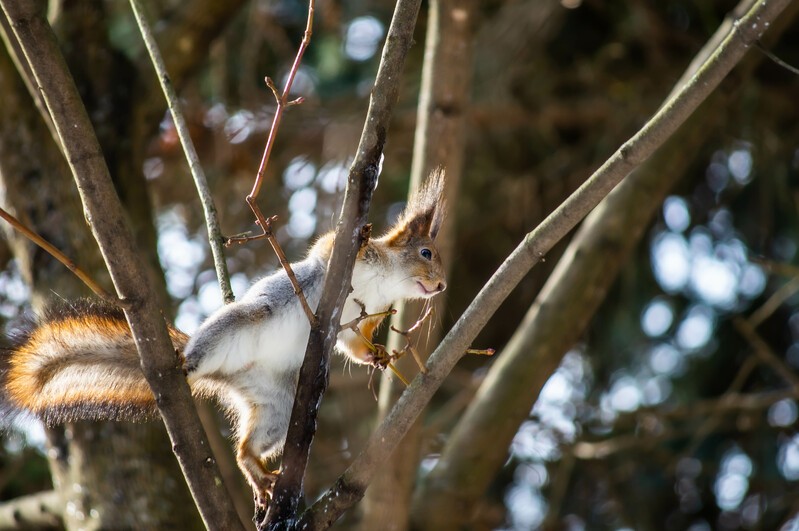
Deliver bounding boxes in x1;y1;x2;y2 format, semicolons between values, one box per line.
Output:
375;168;447;299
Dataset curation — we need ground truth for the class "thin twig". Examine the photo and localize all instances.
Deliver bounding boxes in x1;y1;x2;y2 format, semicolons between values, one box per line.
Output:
128;0;234;304
734;317;799;391
339;301;396;332
0;206;116;302
236;0;315;218
748;275;799;329
225;0;317;325
465;348;496;356
386;364;410;386
232;213;317;324
389;307;434;374
755;40;799;76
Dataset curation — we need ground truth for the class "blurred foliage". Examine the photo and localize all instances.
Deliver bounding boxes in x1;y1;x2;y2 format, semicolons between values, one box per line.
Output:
2;0;799;529
0;435;50;501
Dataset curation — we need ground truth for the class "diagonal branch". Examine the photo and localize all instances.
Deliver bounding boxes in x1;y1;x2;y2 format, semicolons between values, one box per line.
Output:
128;0;234;304
0;205;114;301
411;0;799;525
0;2;241;529
302;0;793;526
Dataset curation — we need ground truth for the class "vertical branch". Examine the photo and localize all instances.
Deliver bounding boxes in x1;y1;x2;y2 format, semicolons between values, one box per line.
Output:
0;2;242;529
128;0;234;303
261;0;424;528
247;1;314;204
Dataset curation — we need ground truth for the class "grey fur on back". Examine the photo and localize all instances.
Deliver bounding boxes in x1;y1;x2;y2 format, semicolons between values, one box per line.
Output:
183;255;326;373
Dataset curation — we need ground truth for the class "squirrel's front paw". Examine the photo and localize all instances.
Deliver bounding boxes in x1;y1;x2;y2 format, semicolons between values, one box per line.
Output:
365;343;391;369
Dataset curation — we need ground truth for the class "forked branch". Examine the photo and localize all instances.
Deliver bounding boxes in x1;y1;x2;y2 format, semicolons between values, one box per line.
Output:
389;307;434;375
225;0;317;326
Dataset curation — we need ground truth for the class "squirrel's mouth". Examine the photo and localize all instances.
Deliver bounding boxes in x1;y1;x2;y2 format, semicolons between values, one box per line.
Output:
417;281;445;297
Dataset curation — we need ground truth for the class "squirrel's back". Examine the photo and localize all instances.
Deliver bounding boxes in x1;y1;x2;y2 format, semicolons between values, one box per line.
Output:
2;299;188;424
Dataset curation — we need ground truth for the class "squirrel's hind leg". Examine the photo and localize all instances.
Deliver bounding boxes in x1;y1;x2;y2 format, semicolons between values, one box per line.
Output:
236;442;279;501
234;400;291;501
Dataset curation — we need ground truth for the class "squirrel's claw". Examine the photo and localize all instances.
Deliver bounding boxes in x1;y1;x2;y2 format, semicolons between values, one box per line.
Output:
365;343;391;369
255;470;280;504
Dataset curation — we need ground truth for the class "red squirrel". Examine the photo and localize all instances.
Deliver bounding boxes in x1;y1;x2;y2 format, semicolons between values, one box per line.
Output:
2;169;447;500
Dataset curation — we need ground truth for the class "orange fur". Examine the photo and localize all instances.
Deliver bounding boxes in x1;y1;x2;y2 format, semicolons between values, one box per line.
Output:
5;306;188;422
237;418;280;497
382;167;445;246
340;315;387;362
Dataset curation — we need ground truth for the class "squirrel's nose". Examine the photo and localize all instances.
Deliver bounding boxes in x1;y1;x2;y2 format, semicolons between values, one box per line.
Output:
437;281;447;293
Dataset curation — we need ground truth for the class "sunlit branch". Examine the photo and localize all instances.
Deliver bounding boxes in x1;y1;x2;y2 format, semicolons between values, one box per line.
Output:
225;0;317;326
128;0;234;304
0;206;115;302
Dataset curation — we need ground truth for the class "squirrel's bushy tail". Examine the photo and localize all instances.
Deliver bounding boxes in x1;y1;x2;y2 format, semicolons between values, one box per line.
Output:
2;299;188;424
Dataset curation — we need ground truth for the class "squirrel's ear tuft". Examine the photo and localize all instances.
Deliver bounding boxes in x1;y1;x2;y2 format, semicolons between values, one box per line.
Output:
385;168;446;244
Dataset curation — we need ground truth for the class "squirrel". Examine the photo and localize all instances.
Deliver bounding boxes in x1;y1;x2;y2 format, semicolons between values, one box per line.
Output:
1;169;447;500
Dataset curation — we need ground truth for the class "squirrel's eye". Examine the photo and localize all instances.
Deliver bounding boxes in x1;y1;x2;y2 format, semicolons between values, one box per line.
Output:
420;248;432;260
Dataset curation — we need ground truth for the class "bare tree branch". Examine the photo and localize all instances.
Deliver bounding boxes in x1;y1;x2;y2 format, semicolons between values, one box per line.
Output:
303;0;794;526
128;0;233;303
226;0;317;325
0;2;241;529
